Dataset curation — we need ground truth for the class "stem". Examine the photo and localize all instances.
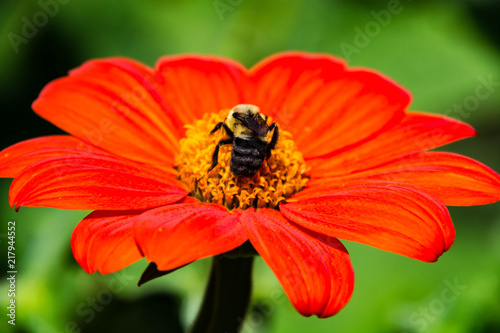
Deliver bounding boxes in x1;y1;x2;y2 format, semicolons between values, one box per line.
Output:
190;256;254;333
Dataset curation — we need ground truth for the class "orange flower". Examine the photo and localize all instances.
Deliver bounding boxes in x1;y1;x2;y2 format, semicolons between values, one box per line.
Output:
1;52;499;318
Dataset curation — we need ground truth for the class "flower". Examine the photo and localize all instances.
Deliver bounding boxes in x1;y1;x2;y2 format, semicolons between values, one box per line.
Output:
1;52;499;318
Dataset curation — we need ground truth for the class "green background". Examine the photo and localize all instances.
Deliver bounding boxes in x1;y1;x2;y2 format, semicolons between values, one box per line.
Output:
1;0;500;332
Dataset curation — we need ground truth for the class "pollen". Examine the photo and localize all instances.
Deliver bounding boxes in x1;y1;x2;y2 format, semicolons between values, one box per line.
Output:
175;109;309;210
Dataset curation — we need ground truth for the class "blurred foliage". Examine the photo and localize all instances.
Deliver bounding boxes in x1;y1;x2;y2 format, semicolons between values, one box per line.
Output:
0;0;499;332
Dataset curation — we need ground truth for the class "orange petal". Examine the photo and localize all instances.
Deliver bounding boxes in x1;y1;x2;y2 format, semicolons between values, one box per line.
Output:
310;152;500;206
309;111;476;177
32;58;181;168
72;210;146;274
133;203;247;271
283;181;454;262
153;54;248;127
9;155;187;210
240;208;354;318
0;135;107;178
248;52;410;158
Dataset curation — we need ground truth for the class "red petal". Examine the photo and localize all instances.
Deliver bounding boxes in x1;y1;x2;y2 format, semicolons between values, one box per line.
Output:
310;112;476;177
154;55;247;127
240;208;354;318
32;58;180;168
72;210;146;274
313;152;500;206
0;136;108;178
283;182;454;262
133;203;247;271
248;52;410;158
9;155;187;210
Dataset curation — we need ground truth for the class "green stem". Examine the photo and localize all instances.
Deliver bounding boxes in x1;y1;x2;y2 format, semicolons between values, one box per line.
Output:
190;256;254;333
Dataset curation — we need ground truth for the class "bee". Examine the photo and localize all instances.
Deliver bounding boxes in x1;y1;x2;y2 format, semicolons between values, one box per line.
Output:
208;104;279;177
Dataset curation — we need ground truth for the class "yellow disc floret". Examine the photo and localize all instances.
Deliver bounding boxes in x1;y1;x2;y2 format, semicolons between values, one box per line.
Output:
175;109;309;210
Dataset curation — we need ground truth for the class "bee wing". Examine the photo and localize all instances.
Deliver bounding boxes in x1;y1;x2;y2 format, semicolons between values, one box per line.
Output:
233;113;269;136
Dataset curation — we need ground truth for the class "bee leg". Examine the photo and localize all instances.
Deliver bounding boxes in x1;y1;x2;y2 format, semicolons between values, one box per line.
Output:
208;138;233;172
210;122;234;138
266;123;279;158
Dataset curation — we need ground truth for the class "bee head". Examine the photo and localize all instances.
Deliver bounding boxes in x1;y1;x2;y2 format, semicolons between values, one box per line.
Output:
228;104;269;138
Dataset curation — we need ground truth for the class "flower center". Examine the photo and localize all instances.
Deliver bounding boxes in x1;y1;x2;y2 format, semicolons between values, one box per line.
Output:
175;108;309;210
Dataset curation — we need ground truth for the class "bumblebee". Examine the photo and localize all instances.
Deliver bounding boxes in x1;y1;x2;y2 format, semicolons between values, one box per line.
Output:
208;104;279;177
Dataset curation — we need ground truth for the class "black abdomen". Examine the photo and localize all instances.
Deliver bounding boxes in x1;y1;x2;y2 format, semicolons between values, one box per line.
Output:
230;137;268;177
